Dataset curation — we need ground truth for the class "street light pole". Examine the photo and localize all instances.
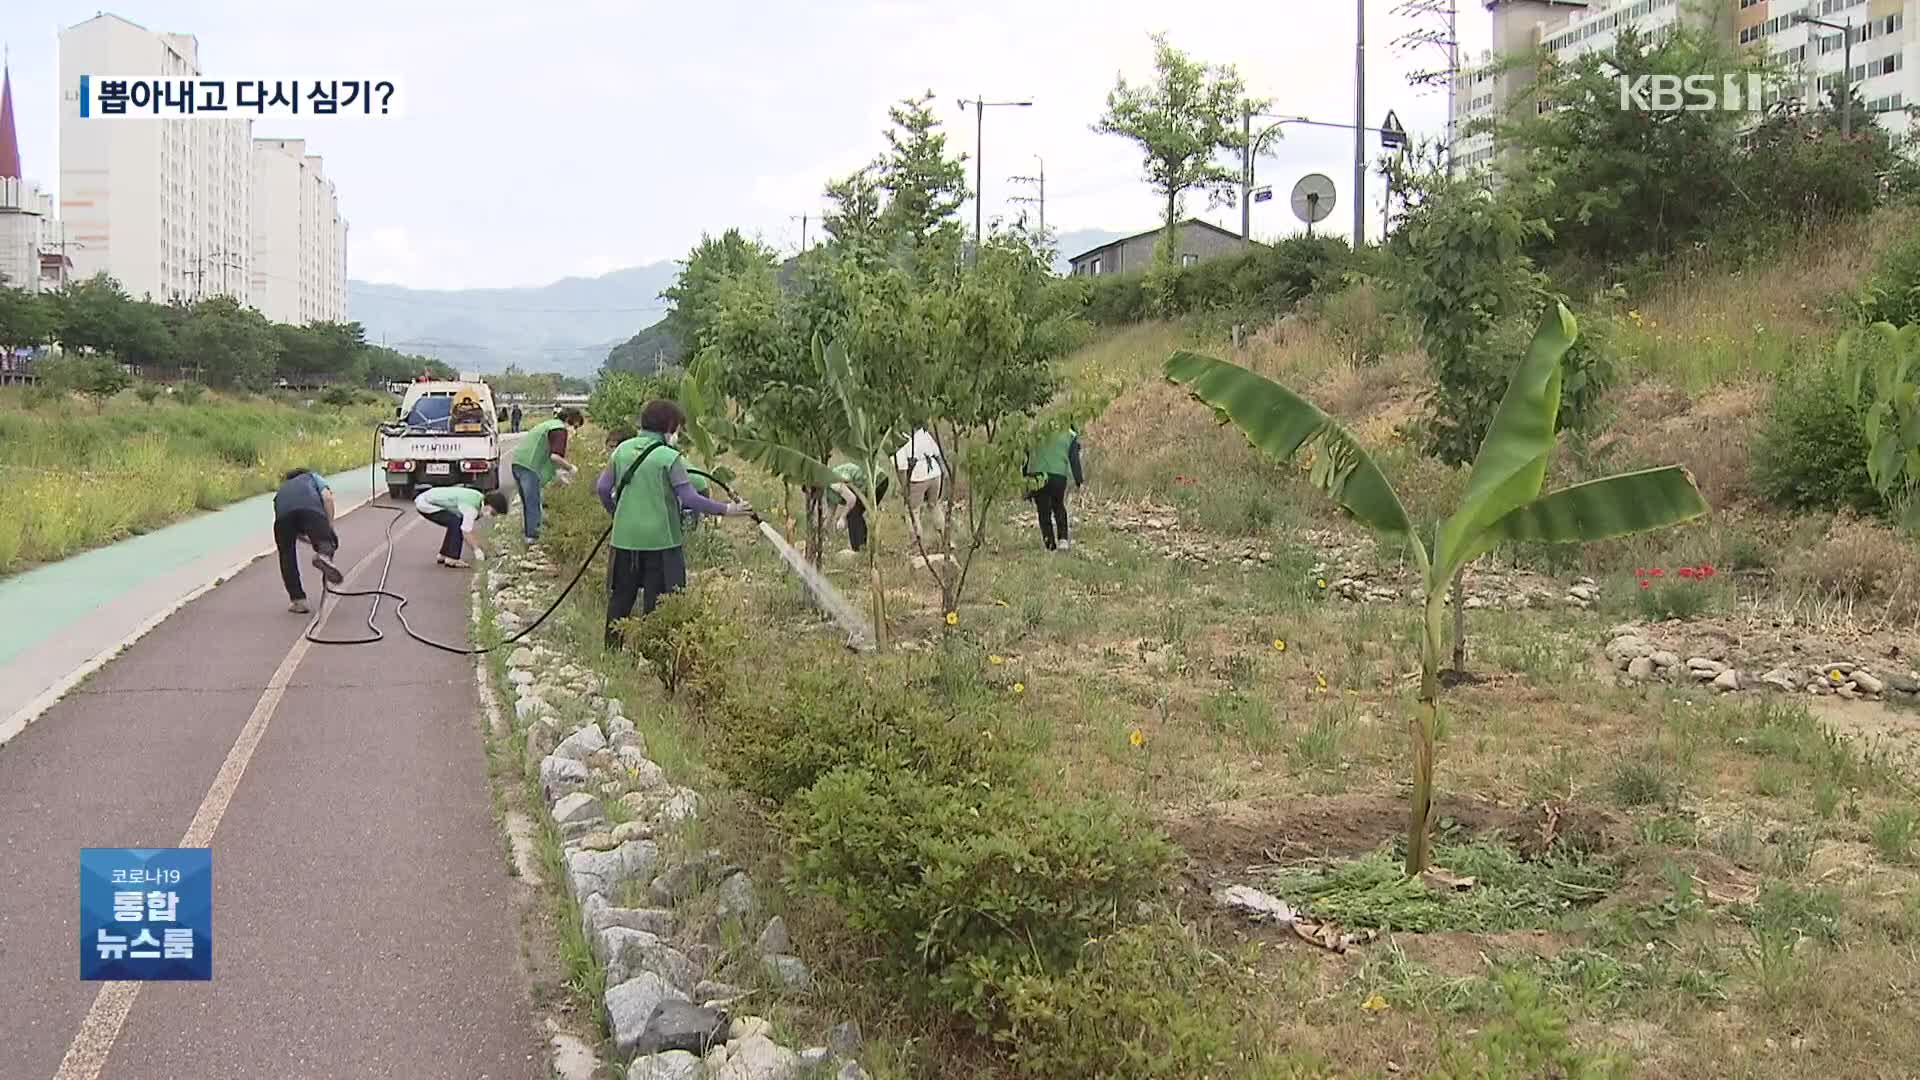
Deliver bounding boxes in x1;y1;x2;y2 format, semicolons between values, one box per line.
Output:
1241;104;1253;240
957;96;1034;263
1797;13;1856;137
1354;0;1367;248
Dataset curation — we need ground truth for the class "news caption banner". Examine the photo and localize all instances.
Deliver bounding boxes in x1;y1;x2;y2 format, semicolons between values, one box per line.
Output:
73;77;399;118
79;848;212;981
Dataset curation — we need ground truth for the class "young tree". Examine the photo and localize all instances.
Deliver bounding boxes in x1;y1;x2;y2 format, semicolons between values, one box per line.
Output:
1166;307;1707;876
875;91;970;275
660;229;781;354
1093;34;1258;241
822;166;886;263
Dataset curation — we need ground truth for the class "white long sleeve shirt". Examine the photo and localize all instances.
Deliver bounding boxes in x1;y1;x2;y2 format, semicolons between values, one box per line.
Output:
893;428;945;483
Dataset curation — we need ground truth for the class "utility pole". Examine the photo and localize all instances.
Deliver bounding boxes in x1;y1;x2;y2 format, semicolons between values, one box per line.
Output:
790;214;809;254
1241;105;1253;240
1354;0;1367;249
1396;0;1462;170
1009;156;1045;238
957;96;1033;263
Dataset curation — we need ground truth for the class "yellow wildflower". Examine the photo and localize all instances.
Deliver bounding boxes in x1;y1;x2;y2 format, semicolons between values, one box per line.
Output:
1129;729;1145;748
1316;579;1328;590
945;611;959;626
1362;993;1389;1012
1829;669;1843;682
1316;673;1328;689
1273;639;1287;652
1012;682;1025;694
989;654;1005;666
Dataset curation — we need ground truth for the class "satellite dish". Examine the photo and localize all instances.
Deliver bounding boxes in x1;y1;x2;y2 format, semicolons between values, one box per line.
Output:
1291;174;1337;235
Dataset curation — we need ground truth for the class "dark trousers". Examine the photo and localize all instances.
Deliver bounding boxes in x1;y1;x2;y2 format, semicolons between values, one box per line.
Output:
606;546;688;647
846;500;869;552
1034;474;1070;549
273;509;339;600
420;508;466;559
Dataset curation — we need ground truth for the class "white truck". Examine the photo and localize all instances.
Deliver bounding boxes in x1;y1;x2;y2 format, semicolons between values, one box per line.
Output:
379;380;501;500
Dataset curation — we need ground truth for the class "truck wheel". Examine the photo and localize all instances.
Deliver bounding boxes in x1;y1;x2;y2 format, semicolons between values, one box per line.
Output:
388;482;414;501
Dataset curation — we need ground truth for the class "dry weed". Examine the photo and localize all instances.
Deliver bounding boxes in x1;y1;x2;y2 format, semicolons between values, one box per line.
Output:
1781;514;1920;626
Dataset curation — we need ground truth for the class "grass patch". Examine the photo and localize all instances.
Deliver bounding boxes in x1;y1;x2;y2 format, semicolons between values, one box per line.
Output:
1259;839;1617;933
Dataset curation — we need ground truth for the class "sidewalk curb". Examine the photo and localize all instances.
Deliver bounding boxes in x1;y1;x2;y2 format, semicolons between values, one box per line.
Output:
0;490;379;750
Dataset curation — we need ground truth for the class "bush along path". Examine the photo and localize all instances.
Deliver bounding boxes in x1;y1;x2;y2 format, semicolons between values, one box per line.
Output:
482;544;873;1080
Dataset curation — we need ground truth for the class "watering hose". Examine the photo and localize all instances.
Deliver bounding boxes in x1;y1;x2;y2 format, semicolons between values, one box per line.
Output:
304;455;756;656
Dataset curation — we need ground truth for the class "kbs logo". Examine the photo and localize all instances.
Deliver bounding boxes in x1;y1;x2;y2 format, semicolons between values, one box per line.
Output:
1618;74;1774;112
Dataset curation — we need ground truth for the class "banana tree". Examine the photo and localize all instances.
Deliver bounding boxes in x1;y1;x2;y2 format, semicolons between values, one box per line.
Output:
1848;322;1920;530
1165;304;1708;876
722;334;899;649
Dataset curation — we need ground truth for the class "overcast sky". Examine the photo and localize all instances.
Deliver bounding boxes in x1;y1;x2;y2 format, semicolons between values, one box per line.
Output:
4;1;1494;290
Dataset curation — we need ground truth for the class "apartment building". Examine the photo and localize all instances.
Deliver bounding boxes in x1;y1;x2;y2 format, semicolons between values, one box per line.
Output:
250;139;348;325
59;14;254;305
57;13;350;323
1452;0;1919;173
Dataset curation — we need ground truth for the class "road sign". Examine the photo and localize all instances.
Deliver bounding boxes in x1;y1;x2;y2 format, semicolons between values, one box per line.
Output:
1291;174;1336;225
1253;186;1273;203
1381;110;1407;151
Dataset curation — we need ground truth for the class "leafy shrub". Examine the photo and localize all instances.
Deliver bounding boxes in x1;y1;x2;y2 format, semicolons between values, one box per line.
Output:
1080;235;1349;326
708;663;1004;803
1752;354;1880;514
616;585;741;700
1083;271;1150;326
1861;227;1920;328
133;383;162;405
782;765;1174;1024
173;382;206;404
988;924;1259;1078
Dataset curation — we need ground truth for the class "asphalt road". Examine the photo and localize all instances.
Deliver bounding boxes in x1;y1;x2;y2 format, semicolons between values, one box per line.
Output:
0;476;544;1080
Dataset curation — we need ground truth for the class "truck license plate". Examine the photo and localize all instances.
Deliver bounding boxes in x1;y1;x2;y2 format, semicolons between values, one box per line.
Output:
426;463;451;475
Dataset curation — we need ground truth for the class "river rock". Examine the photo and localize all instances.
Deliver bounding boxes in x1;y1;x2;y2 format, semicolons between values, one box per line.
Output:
1626;656;1654;680
762;953;811;991
602;927;698;991
1761;667;1799;693
1649;650;1680;669
705;1034;799;1080
1605;635;1653;665
608;974;688;1057
542;755;591;799
1852;671;1886;694
628;1051;702;1080
634;1001;731;1056
552;792;604;826
1712;669;1741;692
755;917;791;957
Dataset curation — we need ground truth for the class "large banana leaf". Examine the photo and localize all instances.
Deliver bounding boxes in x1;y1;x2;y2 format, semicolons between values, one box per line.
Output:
1431;304;1578;586
710;421;839;491
1476;467;1708;548
1163;350;1413;537
818;335;878;463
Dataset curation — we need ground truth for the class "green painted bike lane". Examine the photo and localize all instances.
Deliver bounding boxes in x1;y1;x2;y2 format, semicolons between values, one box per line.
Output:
0;461;381;734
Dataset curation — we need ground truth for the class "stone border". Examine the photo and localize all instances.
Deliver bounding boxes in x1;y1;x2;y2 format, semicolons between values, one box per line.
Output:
482;547;871;1080
1601;623;1920;700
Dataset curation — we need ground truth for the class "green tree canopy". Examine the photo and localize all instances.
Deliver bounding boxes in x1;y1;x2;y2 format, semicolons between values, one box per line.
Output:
1093;34;1258;237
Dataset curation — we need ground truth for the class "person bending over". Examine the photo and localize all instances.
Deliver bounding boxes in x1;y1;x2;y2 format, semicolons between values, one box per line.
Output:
511;406;585;543
414;484;509;567
272;467;343;614
604;400;752;647
1024;427;1085;552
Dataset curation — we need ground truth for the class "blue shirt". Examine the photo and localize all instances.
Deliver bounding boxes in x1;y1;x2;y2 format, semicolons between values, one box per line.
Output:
272;471;330;517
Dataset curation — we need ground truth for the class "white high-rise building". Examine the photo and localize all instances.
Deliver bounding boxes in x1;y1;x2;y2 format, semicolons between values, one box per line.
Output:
250;139;348;325
59;14;254;305
1452;0;1919;174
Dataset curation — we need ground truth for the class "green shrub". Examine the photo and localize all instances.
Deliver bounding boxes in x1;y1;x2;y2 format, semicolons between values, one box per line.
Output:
133;383;162;405
616;585;741;700
1425;972;1630;1079
782;765;1174;1024
1752;354;1880;514
988;924;1259;1078
1861;228;1920;328
709;663;1004;803
173;382;206;404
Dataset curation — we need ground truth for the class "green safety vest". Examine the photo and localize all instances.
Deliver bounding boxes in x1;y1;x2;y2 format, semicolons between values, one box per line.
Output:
1029;430;1076;478
420;485;484;515
514;418;567;483
608;434;683;551
824;461;867;506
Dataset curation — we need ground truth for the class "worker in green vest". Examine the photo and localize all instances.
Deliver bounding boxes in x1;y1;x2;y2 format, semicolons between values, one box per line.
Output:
1024;427;1084;552
413;484;510;567
811;460;888;555
604;399;753;648
510;406;585;544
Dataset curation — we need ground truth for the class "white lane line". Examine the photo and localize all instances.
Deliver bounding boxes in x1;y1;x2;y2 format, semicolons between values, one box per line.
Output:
50;516;421;1080
0;490;383;750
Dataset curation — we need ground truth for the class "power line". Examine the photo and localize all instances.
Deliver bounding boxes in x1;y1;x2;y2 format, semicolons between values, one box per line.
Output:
1008;156;1045;237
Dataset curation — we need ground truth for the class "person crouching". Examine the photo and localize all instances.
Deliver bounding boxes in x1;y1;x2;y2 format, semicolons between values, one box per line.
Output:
413;484;509;567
